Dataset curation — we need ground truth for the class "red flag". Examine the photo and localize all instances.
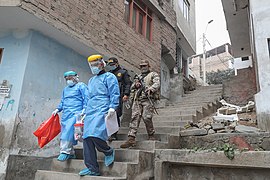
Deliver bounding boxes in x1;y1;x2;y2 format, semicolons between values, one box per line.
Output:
33;114;61;148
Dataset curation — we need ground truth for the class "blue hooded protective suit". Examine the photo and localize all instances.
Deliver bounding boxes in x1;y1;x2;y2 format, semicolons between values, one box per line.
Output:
83;72;120;141
57;82;89;143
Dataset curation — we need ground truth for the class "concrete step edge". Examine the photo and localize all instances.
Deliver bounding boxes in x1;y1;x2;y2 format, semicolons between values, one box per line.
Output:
35;170;126;180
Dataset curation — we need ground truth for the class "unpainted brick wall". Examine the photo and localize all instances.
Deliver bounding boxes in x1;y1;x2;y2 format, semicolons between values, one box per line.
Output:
223;67;257;106
20;0;176;73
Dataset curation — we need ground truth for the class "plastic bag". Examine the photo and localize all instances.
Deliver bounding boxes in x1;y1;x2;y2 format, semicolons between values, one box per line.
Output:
33;114;61;148
74;114;85;142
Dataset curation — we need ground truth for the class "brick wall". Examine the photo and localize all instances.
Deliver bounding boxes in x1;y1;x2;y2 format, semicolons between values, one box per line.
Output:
20;0;176;73
223;67;257;106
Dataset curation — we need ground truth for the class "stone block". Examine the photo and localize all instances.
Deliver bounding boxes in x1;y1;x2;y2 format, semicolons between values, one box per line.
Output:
208;129;215;134
227;107;237;115
218;107;227;115
211;123;225;130
180;128;207;137
235;125;260;133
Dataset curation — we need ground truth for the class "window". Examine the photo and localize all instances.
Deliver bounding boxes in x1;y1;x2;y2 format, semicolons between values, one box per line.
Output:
241;56;249;61
0;48;3;64
178;0;190;22
124;0;153;41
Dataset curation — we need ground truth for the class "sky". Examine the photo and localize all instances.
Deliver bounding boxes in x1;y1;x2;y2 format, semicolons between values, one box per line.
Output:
195;0;231;54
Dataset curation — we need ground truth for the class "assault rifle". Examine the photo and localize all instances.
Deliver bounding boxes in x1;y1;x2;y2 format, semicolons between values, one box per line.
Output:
135;74;159;115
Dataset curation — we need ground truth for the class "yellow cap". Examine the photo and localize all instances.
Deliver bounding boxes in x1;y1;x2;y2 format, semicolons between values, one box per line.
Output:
88;54;103;62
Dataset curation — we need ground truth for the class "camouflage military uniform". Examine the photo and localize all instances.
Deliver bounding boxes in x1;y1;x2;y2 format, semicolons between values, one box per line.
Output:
127;71;160;138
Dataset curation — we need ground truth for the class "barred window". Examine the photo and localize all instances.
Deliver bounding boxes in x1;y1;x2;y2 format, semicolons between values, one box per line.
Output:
124;0;153;41
178;0;190;22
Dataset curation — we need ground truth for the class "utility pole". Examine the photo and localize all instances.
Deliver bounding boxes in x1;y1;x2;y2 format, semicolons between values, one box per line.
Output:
202;20;213;85
202;32;206;84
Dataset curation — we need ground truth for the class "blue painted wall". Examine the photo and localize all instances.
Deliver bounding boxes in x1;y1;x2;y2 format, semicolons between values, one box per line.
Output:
14;31;91;156
0;30;32;174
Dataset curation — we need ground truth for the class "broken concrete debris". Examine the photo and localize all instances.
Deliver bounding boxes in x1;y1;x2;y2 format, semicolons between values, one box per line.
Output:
180;100;261;136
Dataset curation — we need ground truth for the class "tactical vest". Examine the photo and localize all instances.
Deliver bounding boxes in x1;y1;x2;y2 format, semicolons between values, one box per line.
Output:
139;72;160;100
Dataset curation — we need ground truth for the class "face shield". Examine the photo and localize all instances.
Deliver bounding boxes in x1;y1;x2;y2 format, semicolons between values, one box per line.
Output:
88;59;106;75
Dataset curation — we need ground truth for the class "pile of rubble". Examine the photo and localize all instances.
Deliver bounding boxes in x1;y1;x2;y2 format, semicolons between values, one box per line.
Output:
181;100;262;136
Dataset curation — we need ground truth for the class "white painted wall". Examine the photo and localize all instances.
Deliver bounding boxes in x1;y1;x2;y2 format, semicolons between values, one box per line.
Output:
160;59;170;99
233;56;253;75
250;0;270;131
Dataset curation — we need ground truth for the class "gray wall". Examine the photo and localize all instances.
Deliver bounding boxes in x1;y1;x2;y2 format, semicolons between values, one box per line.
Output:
174;0;196;54
167;164;270;180
250;0;270;131
160;59;171;99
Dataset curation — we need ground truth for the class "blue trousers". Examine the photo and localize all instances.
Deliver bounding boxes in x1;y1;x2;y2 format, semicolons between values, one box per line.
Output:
83;137;113;173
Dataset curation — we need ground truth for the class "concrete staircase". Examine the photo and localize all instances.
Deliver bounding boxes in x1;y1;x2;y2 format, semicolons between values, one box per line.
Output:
34;85;223;180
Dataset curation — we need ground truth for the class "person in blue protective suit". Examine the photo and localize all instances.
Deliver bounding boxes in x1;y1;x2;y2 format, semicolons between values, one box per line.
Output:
79;54;120;176
52;71;89;161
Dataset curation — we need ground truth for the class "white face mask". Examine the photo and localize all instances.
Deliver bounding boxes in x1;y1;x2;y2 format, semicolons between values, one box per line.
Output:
88;60;105;75
66;80;75;86
91;66;101;75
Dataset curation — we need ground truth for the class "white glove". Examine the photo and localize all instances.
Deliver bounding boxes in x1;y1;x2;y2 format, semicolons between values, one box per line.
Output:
80;109;85;116
52;109;59;116
106;108;115;118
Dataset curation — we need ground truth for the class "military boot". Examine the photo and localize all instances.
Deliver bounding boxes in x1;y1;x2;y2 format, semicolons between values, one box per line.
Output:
120;136;136;148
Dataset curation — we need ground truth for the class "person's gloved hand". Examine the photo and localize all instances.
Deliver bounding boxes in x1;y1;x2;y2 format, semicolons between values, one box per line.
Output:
122;95;129;102
52;109;59;116
135;81;141;89
106;108;115;119
146;88;154;96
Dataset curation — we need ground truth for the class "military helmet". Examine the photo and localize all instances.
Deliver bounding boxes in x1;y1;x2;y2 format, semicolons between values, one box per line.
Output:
139;60;150;66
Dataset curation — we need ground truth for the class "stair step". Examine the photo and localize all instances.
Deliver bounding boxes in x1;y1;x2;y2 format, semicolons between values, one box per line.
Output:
167;103;211;108
75;140;164;151
153;120;189;127
152;115;194;121
108;140;168;150
35;170;126;180
118;126;181;135
114;133;169;142
171;100;217;105
101;133;169;142
155;109;195;115
74;148;152;163
51;159;134;177
159;106;203;112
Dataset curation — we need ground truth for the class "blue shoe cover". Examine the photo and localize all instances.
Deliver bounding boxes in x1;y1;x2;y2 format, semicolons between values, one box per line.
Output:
79;168;100;176
105;149;115;166
57;153;69;161
57;153;76;161
69;154;76;159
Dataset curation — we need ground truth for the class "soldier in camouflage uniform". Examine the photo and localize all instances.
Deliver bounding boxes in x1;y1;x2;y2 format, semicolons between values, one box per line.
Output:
120;60;160;148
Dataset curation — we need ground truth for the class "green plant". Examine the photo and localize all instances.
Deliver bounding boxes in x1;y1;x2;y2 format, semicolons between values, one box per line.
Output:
206;69;234;84
222;143;235;160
